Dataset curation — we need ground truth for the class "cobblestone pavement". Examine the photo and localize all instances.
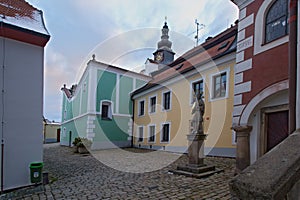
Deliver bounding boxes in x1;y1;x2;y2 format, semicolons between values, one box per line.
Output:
2;143;236;199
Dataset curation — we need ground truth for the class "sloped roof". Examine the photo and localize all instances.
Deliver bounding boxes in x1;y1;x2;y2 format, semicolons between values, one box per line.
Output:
132;25;237;97
0;0;49;35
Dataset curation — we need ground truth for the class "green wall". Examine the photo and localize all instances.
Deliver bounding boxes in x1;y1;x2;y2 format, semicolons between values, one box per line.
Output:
119;75;133;115
96;70;116;112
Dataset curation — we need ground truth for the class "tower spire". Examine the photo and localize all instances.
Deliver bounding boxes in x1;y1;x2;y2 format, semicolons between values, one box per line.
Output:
153;20;175;66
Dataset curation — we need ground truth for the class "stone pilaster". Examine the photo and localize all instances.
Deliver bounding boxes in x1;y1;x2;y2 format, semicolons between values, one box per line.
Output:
232;125;252;173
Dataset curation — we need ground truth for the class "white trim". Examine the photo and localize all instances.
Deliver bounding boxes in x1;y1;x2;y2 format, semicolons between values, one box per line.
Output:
209;68;230;101
160;122;171;144
61;111;132;125
237;36;253;53
234;73;243;84
240;79;289;125
253;0;289;56
232;116;240;125
95;112;131;117
132;52;236;99
190;77;205;105
237;29;246;42
148;94;157;114
148;124;156;143
137;126;144;142
133;78;137;90
138;99;146;117
236;51;245;63
88;66;97;112
79;86;82;115
238;13;254;32
161;90;172;112
232;130;237;145
61;113;92;125
235;58;252;73
234;81;251;95
233;105;246;116
234;94;243;106
239;7;247;20
116;74;120;114
89;60;151;81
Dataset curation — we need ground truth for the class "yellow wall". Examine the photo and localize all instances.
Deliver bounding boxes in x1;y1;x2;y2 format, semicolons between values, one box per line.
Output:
44;124;60;142
133;59;235;152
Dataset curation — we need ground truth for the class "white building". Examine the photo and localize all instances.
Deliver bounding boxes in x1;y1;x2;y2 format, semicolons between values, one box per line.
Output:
0;0;50;191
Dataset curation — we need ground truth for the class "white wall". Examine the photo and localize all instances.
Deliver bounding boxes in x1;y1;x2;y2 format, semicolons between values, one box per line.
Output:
0;37;44;190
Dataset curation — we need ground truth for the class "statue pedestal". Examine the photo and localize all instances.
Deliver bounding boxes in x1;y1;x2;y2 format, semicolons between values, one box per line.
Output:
187;133;207;166
169;132;223;179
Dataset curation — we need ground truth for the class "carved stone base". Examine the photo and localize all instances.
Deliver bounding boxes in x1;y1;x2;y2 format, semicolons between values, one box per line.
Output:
169;164;223;179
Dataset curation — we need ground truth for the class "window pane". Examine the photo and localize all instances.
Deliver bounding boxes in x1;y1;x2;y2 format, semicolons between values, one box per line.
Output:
192;80;204;102
213;73;227;98
163;92;170;110
149;126;155;142
150;97;156;113
138;127;143;142
162;124;169;142
139;101;144;116
265;0;288;43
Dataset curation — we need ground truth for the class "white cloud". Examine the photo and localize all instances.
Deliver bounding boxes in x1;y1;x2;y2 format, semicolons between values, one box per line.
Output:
26;0;238;121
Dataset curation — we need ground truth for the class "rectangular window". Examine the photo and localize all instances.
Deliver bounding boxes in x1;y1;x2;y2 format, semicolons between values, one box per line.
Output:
149;96;156;113
192;80;204;103
102;104;109;118
101;101;112;120
148;125;155;142
161;123;170;142
139;100;145;116
163;91;171;110
138;126;143;142
213;72;227;98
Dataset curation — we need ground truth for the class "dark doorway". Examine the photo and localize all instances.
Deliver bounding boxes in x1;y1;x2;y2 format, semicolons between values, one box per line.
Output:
57;128;61;143
266;110;289;152
69;131;72;147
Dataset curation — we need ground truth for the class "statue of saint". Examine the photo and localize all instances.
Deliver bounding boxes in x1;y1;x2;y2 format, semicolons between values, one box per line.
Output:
191;92;205;133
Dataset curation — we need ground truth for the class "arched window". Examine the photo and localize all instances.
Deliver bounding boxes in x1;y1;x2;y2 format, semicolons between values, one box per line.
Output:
265;0;288;43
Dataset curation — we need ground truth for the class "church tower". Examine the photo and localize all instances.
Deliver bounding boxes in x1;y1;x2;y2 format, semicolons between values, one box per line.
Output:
153;21;175;65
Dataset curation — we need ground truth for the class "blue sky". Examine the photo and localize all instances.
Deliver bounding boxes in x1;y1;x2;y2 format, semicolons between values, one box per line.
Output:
26;0;238;122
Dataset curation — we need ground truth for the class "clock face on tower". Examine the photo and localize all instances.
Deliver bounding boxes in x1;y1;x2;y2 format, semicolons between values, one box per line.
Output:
155;51;164;62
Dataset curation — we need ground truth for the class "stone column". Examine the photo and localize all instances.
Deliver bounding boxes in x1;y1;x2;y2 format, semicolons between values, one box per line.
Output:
187;133;207;167
232;125;252;173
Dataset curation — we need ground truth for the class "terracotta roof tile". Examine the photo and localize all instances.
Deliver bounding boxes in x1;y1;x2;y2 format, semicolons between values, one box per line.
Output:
0;0;36;19
0;0;49;35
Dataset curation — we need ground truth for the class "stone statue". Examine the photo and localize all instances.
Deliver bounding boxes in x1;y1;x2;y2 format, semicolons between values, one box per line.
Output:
191;92;205;133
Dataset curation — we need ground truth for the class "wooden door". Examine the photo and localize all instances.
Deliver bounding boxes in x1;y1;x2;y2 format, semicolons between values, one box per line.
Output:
266;110;289;152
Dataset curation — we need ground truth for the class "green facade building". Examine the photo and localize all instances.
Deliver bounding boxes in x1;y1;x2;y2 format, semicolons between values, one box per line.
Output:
61;56;150;149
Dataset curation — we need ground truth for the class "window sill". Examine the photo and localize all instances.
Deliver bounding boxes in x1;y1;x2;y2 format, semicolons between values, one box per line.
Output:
209;95;228;102
160;141;169;144
101;117;112;121
262;34;288;46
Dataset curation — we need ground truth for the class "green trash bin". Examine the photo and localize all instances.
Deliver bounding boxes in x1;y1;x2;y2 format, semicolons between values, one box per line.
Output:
29;162;43;183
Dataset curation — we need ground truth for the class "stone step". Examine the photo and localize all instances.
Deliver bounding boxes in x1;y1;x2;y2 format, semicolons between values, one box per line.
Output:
169;168;224;179
177;165;216;174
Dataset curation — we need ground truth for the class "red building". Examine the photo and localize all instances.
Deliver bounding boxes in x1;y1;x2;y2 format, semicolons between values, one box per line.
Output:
232;0;298;172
